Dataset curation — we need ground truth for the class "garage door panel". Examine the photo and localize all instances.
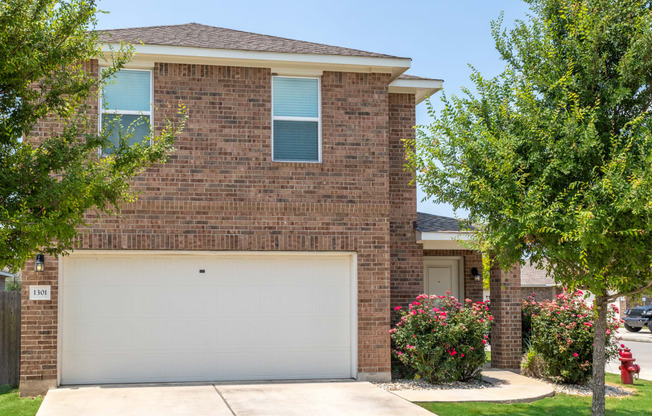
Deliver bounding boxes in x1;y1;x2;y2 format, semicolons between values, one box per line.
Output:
62;253;354;384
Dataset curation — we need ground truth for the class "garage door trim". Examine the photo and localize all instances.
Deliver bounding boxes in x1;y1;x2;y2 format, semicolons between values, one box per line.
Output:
57;250;358;385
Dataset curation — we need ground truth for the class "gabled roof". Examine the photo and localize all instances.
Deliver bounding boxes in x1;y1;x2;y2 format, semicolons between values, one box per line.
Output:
98;23;402;59
415;212;470;232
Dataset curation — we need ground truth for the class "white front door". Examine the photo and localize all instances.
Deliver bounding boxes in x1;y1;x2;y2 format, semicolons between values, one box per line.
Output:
423;257;462;299
61;252;356;385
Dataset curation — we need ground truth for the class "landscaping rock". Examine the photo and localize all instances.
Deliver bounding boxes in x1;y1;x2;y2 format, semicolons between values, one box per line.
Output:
545;381;633;397
374;378;495;392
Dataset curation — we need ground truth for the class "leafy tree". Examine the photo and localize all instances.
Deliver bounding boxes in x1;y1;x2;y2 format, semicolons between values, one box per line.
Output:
4;273;21;292
0;0;186;272
406;1;652;414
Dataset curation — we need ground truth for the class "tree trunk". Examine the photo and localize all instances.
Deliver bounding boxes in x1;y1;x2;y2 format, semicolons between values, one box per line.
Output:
591;294;608;416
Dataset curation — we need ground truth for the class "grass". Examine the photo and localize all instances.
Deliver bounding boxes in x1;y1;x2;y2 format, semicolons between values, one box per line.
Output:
0;385;42;416
419;374;652;416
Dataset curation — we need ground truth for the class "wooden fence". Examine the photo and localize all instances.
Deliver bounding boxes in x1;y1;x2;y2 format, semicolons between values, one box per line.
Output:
0;292;20;385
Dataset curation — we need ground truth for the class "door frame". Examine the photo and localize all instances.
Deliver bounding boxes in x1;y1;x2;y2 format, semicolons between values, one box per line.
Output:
423;256;464;299
58;250;358;386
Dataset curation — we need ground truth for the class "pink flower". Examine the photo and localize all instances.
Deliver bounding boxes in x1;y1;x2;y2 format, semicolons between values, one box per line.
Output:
573;353;579;357
482;340;487;344
606;329;611;335
412;301;422;306
461;354;465;358
397;351;402;356
471;347;475;350
394;306;402;311
389;328;397;334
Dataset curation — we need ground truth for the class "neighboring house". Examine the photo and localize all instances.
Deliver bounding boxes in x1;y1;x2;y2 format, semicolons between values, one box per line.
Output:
19;23;522;396
520;260;558;301
518;260;627;318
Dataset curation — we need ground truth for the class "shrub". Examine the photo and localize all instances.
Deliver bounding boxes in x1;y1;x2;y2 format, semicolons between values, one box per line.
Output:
525;291;621;384
521;293;542;353
390;293;491;383
521;348;546;379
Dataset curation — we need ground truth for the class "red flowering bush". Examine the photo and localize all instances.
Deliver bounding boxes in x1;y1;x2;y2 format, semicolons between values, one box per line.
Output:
525;291;621;384
390;293;491;383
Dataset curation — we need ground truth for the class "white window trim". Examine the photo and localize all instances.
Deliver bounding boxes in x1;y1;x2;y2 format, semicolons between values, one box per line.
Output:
98;67;154;155
271;75;322;163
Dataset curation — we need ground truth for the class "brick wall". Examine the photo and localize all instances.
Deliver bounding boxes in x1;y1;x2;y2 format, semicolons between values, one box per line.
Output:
21;62;398;393
20;255;59;396
388;93;423;314
490;262;522;369
521;286;556;302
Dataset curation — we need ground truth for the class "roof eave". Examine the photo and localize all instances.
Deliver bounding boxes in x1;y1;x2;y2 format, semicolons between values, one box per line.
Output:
389;78;443;104
416;230;475;250
100;43;412;77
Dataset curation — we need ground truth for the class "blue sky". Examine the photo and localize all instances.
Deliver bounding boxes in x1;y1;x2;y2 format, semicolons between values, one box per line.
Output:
96;0;530;218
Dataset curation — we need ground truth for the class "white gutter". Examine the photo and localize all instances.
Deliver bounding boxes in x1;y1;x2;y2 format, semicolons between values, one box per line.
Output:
416;231;474;242
388;78;443;104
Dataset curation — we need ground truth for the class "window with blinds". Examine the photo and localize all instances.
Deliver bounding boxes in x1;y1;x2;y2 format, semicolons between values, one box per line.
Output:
100;69;152;154
272;76;321;162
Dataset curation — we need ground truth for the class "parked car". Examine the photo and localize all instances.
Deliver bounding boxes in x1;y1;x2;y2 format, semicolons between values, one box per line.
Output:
624;305;652;332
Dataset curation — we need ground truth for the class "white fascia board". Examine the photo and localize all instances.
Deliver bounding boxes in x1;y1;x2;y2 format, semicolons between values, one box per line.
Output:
0;271;14;278
101;43;411;75
522;283;558;288
418;231;473;242
389;78;443;104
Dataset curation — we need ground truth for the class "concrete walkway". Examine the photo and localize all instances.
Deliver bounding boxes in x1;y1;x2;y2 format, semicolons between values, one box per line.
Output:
36;381;434;416
391;369;554;403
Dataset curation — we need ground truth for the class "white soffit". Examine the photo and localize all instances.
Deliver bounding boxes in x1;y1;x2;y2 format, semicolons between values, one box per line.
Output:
101;43;412;78
416;231;474;250
388;78;443;104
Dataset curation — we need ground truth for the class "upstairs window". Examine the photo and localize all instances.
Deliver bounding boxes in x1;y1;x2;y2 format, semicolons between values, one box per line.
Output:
100;69;152;154
272;76;321;162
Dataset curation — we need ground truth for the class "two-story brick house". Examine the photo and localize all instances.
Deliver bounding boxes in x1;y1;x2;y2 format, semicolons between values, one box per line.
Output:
20;23;521;396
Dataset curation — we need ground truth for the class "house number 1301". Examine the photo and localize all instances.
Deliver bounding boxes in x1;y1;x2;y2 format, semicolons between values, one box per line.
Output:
29;285;51;300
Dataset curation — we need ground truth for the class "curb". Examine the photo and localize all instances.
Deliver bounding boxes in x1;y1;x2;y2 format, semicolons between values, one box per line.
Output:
618;334;652;344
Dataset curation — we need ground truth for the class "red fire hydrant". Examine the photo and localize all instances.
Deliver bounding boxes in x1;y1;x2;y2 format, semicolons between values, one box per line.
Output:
619;347;641;384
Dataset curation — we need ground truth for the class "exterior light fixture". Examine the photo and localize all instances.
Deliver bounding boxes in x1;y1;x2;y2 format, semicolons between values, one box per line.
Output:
35;254;45;272
471;267;481;282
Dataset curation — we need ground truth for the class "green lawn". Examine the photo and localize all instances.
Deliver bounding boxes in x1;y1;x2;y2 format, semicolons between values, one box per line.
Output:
419;374;652;416
0;385;42;416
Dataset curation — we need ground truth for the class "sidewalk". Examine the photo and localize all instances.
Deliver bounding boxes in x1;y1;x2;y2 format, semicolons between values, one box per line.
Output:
617;327;652;344
391;369;554;404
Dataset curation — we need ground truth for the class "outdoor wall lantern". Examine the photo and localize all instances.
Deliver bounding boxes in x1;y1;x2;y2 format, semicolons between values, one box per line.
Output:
471;267;481;282
35;254;45;272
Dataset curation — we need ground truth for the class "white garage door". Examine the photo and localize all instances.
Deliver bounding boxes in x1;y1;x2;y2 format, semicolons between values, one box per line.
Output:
61;252;356;385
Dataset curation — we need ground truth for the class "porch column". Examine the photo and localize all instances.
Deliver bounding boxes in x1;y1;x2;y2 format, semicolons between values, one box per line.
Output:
489;262;522;370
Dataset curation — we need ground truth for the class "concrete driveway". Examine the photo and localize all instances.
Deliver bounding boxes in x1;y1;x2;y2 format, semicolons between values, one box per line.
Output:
36;380;434;416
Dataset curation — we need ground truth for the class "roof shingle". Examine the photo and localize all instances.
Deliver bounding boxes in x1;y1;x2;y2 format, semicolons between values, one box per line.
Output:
415;212;471;232
97;23;404;59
